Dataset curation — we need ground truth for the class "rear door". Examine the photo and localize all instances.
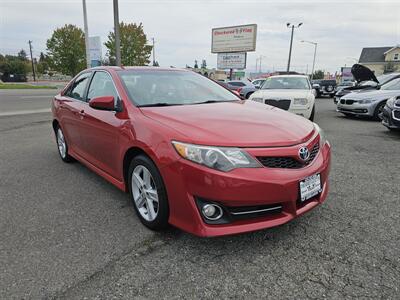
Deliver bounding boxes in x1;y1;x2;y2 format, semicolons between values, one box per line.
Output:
78;71;123;180
56;72;91;155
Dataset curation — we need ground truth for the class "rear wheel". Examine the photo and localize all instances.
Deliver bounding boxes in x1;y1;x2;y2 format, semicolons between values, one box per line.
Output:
245;91;254;99
128;155;169;230
56;126;74;163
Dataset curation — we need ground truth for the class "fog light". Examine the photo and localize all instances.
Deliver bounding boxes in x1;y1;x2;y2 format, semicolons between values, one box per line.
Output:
201;204;223;220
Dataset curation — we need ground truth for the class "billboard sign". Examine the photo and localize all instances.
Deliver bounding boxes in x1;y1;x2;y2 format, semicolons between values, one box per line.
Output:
217;52;247;69
211;24;257;53
89;36;102;67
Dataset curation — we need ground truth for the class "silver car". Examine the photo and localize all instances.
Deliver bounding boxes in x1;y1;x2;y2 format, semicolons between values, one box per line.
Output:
337;77;400;120
227;80;256;99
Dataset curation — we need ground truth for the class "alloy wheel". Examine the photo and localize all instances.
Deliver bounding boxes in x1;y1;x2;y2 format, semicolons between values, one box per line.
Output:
57;128;66;158
131;165;159;221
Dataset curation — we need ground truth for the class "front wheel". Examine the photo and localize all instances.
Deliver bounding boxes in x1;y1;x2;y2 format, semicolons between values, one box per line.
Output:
373;101;386;121
128;155;169;231
309;105;315;121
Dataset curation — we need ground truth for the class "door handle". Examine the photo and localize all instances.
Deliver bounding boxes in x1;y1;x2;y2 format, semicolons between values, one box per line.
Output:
79;110;85;117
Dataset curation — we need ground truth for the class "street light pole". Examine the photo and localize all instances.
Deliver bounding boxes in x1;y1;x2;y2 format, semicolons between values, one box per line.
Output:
82;0;91;68
286;22;302;73
113;0;121;66
301;40;318;80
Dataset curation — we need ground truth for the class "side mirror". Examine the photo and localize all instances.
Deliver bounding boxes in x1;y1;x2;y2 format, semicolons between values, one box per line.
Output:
89;96;116;111
255;86;260;89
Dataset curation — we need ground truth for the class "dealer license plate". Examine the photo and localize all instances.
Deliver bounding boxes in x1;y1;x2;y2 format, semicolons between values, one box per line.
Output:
299;173;322;202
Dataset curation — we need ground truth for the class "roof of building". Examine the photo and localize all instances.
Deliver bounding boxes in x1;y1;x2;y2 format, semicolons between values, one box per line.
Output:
359;47;393;63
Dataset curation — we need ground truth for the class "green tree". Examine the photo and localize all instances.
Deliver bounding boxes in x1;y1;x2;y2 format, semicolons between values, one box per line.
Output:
37;52;50;75
201;59;207;69
105;22;152;66
311;70;324;80
0;55;29;80
46;24;86;76
194;60;198;69
18;49;28;61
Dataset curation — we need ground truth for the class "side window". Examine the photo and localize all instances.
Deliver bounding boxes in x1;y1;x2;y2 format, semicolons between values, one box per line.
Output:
87;72;118;102
66;73;91;101
229;82;246;87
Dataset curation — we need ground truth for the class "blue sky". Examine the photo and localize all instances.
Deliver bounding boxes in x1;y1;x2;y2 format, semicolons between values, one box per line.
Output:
1;0;399;74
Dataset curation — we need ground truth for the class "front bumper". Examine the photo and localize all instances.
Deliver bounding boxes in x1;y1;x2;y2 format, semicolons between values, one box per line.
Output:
381;105;400;129
336;101;375;116
161;140;331;237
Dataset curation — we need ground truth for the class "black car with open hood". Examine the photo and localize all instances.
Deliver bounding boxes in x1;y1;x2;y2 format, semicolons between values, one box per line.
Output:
334;64;400;103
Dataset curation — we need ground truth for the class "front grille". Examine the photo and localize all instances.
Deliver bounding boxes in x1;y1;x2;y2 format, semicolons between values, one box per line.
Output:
393;110;400;120
257;143;320;169
340;99;357;105
265;99;291;110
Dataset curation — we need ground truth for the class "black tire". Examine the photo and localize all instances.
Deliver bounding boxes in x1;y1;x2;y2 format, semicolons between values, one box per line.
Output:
55;125;74;163
128;154;169;231
373;101;386;121
309;105;315;121
245;91;254;99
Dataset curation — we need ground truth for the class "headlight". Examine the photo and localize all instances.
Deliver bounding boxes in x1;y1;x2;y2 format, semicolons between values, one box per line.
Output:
314;123;328;147
293;98;308;105
386;96;400;109
251;97;264;103
172;141;261;172
357;99;375;104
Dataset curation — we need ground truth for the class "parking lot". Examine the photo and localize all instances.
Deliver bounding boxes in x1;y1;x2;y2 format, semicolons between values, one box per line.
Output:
0;90;399;299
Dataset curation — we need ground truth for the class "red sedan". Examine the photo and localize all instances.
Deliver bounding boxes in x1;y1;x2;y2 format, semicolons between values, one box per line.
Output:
52;67;331;237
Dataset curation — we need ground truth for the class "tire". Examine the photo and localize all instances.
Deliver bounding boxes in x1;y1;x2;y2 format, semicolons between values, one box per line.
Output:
373;101;386;121
245;91;254;99
309;105;315;121
128;154;169;231
55;126;74;163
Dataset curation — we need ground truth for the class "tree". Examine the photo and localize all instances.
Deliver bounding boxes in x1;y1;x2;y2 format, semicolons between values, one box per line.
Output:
18;49;28;61
311;70;324;80
37;52;50;75
46;24;86;76
194;60;198;69
201;59;207;69
105;22;152;66
0;54;29;81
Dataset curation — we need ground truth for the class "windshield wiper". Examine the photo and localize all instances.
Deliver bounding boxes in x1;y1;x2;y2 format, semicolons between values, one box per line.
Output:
193;100;236;105
138;102;180;107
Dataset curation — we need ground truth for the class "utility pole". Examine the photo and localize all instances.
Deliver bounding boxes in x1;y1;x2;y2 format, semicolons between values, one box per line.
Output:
28;40;36;81
113;0;121;66
82;0;91;68
286;22;302;73
152;38;156;66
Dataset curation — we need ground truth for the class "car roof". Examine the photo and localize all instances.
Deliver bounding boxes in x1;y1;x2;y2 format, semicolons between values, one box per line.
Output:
269;75;309;79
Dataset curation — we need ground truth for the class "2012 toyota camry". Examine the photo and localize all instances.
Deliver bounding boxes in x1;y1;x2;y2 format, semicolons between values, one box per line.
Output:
52;67;331;237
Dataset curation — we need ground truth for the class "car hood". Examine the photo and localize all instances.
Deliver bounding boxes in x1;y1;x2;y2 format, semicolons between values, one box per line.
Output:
351;64;379;84
251;89;312;99
342;89;399;100
140;100;315;147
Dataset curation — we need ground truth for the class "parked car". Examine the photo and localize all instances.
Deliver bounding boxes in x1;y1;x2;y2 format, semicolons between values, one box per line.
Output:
337;77;400;120
381;95;400;130
312;79;337;97
333;82;355;103
52;67;331;237
249;75;316;120
334;64;400;103
252;78;266;89
227;80;256;99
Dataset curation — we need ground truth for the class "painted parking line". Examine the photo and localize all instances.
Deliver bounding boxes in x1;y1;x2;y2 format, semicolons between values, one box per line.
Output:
0;108;51;117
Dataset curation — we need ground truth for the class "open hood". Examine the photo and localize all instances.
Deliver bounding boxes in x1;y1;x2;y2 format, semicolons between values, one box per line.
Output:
351;64;379;84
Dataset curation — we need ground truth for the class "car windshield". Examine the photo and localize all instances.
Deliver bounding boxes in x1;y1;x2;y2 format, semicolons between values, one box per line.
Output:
377;73;398;84
380;78;400;90
118;69;240;106
261;77;310;90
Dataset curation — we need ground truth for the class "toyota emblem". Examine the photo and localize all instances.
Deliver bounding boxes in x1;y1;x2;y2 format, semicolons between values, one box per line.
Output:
298;146;310;161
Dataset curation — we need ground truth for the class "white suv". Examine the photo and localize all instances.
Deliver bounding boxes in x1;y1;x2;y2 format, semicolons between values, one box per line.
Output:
249;75;315;120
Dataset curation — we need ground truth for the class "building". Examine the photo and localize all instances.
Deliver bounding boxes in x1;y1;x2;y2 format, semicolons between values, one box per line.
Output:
358;45;400;75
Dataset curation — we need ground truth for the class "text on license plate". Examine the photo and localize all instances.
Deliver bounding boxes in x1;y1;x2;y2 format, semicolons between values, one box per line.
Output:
299;173;322;202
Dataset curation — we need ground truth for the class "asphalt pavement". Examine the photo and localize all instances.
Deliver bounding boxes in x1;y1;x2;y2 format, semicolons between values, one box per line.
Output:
0;90;399;299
